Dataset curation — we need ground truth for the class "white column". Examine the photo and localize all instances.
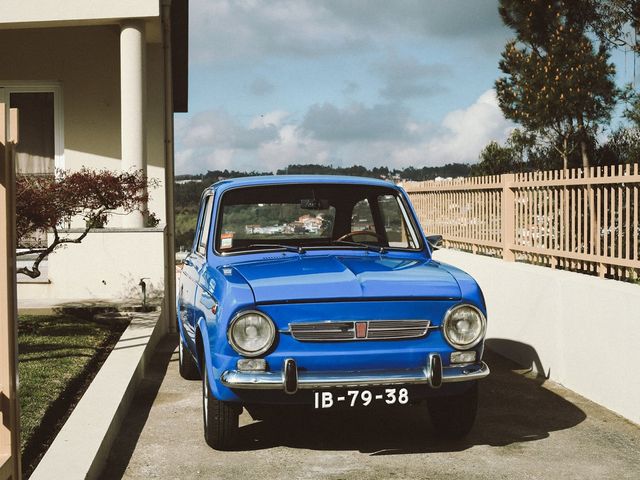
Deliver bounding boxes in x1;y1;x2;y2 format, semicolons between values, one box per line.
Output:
120;20;146;228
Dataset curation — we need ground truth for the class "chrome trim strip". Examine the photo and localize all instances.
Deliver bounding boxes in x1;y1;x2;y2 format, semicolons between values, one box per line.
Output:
220;361;489;390
288;319;431;342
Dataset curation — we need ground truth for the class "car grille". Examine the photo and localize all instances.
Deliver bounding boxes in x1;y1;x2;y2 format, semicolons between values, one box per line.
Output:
289;320;431;341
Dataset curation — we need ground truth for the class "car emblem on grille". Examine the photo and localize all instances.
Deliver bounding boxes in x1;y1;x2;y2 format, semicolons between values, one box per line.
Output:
355;321;368;339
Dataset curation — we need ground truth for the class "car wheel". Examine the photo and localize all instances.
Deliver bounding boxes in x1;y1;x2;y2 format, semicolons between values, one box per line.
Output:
178;335;200;380
202;364;240;450
427;381;478;439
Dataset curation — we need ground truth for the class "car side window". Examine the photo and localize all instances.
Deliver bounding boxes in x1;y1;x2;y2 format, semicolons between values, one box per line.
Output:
197;195;214;256
378;194;416;248
351;199;375;232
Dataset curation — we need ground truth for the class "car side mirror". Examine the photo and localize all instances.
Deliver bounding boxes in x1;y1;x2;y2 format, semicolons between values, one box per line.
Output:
426;235;444;251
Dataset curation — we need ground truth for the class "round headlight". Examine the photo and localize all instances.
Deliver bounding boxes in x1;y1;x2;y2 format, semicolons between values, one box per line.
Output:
443;304;486;349
228;310;276;357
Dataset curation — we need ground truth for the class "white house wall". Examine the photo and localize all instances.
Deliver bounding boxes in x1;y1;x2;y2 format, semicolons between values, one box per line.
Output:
0;25;167;226
18;229;165;301
433;249;640;425
0;1;160;27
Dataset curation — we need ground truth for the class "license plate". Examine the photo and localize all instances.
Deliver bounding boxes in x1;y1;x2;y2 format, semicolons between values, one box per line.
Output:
313;388;409;409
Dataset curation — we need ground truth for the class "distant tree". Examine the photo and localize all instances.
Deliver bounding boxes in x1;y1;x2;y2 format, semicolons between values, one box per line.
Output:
596;126;640;165
496;0;618;170
472;141;517;176
586;1;640;126
619;85;640;128
471;129;538;175
587;0;640;52
17;169;153;278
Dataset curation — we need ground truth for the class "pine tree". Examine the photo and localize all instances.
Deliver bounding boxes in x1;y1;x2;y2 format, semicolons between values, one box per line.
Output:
495;0;618;169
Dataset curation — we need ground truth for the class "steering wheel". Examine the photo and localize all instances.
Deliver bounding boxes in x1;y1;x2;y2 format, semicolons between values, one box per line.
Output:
337;230;386;243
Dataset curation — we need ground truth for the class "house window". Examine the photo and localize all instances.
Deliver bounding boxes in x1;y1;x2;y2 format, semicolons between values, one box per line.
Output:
1;84;63;254
11;92;55;174
0;84;64;175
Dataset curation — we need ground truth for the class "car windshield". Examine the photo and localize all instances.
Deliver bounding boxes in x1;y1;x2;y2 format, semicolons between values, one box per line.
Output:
214;183;422;253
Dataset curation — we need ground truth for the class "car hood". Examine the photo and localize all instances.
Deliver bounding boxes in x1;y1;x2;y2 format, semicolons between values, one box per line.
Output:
230;254;461;304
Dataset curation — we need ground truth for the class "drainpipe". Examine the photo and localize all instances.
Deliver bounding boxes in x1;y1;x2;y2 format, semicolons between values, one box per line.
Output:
162;0;177;333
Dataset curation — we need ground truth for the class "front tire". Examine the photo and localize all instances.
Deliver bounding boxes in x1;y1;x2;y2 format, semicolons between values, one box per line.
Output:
202;364;240;450
178;335;200;380
427;381;478;439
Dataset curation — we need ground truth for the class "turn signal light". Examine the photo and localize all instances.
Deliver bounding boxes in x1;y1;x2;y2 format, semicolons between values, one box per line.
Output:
450;351;476;364
237;358;267;371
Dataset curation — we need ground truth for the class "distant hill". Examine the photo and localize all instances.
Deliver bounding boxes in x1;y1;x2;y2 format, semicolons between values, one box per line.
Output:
175;162;472;183
173;163;472;250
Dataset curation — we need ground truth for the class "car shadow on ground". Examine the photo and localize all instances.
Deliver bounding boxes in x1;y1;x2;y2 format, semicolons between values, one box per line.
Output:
236;346;586;455
102;335;587;475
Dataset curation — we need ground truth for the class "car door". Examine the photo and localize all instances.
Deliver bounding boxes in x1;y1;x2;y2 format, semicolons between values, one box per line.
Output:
179;192;214;349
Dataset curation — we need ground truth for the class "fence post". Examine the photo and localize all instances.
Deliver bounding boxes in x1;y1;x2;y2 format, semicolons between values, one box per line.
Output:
0;105;21;480
502;173;516;261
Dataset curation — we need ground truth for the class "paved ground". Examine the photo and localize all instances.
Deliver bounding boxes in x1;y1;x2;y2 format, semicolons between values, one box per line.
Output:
101;335;640;480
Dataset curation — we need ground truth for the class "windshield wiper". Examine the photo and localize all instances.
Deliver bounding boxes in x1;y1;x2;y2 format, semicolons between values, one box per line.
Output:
333;240;386;254
248;243;306;254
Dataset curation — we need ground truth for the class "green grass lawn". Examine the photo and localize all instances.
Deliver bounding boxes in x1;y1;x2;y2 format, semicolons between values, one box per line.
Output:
18;313;127;475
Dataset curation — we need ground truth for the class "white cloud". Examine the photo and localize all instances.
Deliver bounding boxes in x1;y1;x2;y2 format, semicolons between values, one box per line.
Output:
190;0;367;64
175;91;513;174
179;110;280;149
248;77;276;96
189;0;507;64
256;125;331;171
249;110;289;129
371;53;452;101
301;102;413;141
390;90;514;167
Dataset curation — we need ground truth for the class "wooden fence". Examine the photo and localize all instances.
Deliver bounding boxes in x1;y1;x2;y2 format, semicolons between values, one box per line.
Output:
403;163;640;282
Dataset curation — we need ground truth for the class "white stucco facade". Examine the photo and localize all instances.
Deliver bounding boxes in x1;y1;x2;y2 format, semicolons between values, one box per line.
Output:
18;230;165;301
0;26;167;224
0;1;160;26
1;1;188;311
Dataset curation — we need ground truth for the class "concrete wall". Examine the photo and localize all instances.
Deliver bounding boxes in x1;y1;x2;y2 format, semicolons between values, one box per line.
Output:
18;229;165;302
0;25;167;225
434;249;640;425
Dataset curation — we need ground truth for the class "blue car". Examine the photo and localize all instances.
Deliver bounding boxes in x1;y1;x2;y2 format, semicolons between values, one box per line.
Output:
177;175;489;449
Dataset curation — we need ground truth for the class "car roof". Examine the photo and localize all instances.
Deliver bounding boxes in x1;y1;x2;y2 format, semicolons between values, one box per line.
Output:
209;175;400;192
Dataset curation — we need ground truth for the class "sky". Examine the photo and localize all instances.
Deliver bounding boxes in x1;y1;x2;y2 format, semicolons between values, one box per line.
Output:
173;0;635;175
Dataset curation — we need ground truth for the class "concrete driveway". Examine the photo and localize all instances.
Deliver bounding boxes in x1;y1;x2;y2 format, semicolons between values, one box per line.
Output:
101;335;640;480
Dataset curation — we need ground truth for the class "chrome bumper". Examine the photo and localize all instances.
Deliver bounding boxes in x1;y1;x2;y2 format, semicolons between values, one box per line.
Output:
220;355;489;394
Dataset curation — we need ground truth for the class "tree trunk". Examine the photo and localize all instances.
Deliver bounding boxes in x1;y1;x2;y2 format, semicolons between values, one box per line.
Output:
578;115;590;169
580;138;589;169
